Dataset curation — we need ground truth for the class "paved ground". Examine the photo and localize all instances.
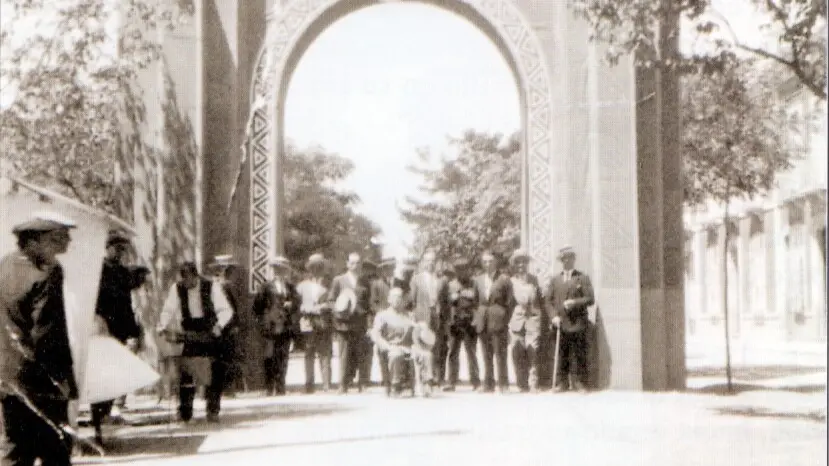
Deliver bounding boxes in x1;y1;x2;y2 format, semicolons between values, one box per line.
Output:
72;370;826;466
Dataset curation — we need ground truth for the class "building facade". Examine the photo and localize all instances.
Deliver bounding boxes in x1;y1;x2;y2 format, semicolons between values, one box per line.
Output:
683;78;827;368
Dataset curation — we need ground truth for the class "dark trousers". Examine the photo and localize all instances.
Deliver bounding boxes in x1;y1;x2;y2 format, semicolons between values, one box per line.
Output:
206;358;227;415
446;324;480;387
556;329;588;387
303;330;332;391
432;331;449;385
479;331;509;390
263;334;292;395
511;330;540;390
2;396;72;466
352;334;374;386
335;331;360;390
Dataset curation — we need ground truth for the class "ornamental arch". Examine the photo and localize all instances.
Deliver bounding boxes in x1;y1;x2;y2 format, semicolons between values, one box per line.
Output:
247;0;556;294
227;0;687;390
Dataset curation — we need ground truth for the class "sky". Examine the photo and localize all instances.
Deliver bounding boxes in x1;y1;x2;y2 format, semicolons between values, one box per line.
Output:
284;4;520;258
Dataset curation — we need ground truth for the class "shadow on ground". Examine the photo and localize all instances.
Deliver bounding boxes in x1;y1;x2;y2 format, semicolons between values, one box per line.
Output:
74;401;355;462
713;405;827;424
686;383;826;396
75;428;467;464
687;366;826;381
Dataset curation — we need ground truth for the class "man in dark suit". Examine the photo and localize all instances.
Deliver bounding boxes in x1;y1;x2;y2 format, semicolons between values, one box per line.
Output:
409;250;448;387
252;256;300;396
370;258;395;315
0;214;78;466
327;252;372;394
507;249;544;393
473;251;512;393
546;246;595;393
440;258;480;392
91;230;150;444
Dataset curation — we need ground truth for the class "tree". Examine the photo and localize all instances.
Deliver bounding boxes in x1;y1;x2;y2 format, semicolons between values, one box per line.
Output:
400;130;521;265
570;0;827;99
0;0;191;211
282;142;383;271
682;55;799;391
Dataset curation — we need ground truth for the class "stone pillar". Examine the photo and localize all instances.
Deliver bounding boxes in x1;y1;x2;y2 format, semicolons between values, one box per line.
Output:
738;216;751;337
631;4;685;390
772;205;789;340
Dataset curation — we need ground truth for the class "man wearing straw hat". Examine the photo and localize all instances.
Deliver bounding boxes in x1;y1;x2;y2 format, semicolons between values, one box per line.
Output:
158;262;235;422
252;256;300;396
207;255;243;399
545;246;595;394
507;248;544;393
0;213;77;466
327;252;372;394
474;250;512;393
295;253;333;393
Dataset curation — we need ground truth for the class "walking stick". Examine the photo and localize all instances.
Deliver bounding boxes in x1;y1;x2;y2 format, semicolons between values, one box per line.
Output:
552;323;561;389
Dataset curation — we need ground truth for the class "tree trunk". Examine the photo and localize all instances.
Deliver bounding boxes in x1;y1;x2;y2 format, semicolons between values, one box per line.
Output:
722;192;733;393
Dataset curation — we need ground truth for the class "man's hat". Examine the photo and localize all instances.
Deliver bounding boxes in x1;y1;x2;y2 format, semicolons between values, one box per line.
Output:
269;255;292;269
12;211;76;235
208;254;238;270
414;322;436;349
305;253;327;271
106;229;132;247
557;246;576;260
378;257;396;270
452;257;471;268
509;248;531;265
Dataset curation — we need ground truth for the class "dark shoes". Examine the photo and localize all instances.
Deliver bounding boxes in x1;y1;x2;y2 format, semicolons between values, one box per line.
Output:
206;413;220;423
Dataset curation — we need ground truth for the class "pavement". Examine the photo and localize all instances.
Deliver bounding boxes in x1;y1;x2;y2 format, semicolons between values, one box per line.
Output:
71;366;827;466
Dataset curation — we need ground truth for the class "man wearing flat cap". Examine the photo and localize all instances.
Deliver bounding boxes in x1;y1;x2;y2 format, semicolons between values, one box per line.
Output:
507;248;544;393
252;256;300;396
474;250;513;393
545;246;595;393
295;253;333;393
0;213;77;465
327;252;372;394
90;230;151;444
158;261;235;422
439;257;481;392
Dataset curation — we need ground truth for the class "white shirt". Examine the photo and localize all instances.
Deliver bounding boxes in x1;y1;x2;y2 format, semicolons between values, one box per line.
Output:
157;281;233;333
563;269;574;282
484;273;494;300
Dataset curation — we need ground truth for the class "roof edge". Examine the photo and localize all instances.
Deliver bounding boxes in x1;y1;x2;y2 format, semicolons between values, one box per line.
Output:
3;175;136;235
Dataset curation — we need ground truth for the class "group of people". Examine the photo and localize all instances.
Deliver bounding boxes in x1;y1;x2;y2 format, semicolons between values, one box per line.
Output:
227;244;597;401
0;210;597;466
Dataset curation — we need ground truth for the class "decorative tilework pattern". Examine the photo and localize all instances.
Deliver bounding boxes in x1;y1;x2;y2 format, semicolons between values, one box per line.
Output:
248;0;555;289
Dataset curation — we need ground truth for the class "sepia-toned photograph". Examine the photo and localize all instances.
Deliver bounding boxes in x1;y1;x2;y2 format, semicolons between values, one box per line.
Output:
0;0;826;464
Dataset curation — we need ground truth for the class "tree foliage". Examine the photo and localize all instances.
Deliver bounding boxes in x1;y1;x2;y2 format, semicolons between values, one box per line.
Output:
283;143;383;270
682;55;798;206
571;0;827;99
400;131;521;264
0;0;191;210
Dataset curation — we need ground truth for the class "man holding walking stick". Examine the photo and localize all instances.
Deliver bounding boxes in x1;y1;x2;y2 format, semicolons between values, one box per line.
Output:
545;246;594;394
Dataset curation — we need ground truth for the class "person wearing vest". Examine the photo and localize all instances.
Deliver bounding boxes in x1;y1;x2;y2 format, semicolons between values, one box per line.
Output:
295;253;333;394
207;255;243;400
158;262;234;423
473;250;513;393
507;249;545;393
439;257;481;392
545;246;595;393
252;256;300;396
0;214;77;466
